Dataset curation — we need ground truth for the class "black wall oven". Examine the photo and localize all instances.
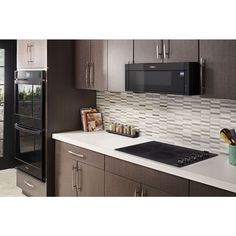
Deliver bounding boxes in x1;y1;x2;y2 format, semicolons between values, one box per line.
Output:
14;70;46;181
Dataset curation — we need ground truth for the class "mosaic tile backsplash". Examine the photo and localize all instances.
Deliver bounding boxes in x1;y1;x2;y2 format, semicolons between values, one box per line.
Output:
96;91;236;155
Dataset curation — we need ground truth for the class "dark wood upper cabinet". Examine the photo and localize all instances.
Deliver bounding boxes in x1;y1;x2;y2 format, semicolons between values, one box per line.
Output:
200;40;236;100
134;40;198;64
134;40;163;63
90;40;108;91
163;40;199;63
75;40;107;91
75;40;91;89
108;40;133;92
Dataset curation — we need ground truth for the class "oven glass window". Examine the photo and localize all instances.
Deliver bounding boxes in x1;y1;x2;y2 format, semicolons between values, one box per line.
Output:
17;130;42;169
17;84;41;119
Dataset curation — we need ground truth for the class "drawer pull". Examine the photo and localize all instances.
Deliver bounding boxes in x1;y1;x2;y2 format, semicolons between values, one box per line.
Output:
68;150;85;159
24;180;35;189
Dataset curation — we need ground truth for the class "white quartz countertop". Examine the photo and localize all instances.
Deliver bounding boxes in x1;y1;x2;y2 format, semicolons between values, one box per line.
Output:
52;130;236;193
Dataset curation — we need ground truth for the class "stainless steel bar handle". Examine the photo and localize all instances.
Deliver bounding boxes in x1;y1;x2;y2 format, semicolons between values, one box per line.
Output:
72;165;77;190
141;188;146;197
163;40;169;59
68;150;85;159
85;62;90;87
77;165;82;192
27;43;34;63
134;186;140;197
89;62;94;87
156;44;159;60
26;43;30;63
24;180;35;189
200;58;206;95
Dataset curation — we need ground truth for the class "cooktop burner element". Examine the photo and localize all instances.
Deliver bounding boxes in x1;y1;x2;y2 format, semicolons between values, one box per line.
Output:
116;141;217;167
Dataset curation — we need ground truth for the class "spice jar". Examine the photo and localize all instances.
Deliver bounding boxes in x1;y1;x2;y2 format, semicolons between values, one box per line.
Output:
130;126;136;136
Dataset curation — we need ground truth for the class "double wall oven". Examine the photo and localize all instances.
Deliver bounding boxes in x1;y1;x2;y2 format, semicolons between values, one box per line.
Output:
14;70;46;181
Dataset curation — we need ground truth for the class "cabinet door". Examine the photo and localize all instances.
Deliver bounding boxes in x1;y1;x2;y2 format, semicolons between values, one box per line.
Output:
77;162;104;196
55;153;78;197
108;40;133;92
200;40;236;99
75;40;91;89
189;181;236;197
163;40;198;63
105;172;141;196
17;40;47;69
90;40;107;91
17;40;30;69
134;40;163;63
141;184;172;197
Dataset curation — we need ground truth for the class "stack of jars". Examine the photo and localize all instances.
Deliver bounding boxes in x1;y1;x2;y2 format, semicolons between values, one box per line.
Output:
108;122;138;137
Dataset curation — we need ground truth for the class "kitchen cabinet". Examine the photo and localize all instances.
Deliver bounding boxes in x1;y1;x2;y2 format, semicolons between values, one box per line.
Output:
105;172;171;196
105;156;188;196
189;181;236;196
55;149;78;196
17;40;47;69
108;40;133;92
55;141;105;196
105;172;141;196
141;184;171;197
199;40;236;99
134;40;198;63
134;40;163;63
75;40;107;91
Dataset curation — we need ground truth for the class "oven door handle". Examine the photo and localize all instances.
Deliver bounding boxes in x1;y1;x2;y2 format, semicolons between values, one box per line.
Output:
14;123;42;135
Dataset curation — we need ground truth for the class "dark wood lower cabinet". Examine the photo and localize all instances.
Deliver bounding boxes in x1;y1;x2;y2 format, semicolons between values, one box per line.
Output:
55;141;105;197
77;162;104;196
55;151;78;197
189;181;236;197
55;141;236;197
105;156;189;196
105;172;140;196
141;184;171;197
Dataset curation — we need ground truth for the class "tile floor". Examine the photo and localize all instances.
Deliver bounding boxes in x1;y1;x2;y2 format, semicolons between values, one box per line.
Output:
0;168;25;197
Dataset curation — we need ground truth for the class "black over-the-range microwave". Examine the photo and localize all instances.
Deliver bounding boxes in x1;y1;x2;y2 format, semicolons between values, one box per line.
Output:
125;62;200;95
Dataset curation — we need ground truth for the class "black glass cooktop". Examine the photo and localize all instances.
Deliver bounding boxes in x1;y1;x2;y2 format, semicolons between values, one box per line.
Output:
116;141;217;167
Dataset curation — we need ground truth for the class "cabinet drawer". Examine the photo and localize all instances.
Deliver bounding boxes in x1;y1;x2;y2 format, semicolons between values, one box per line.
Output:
189;181;236;196
56;141;104;170
16;170;46;197
105;156;188;196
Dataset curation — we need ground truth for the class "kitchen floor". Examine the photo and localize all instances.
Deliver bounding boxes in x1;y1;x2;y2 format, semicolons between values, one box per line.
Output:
0;168;25;197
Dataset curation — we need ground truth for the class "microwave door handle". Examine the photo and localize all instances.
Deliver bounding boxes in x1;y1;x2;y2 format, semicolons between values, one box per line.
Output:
200;58;206;95
14;123;42;135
